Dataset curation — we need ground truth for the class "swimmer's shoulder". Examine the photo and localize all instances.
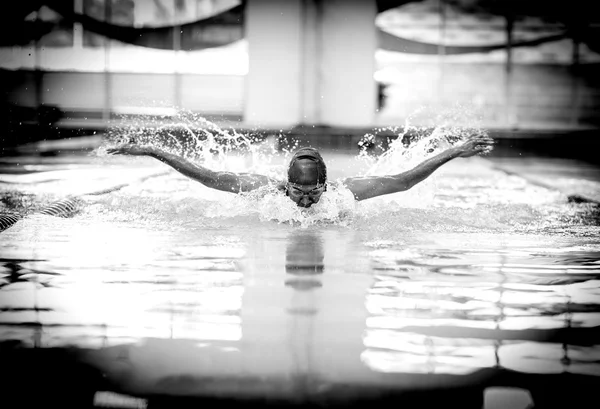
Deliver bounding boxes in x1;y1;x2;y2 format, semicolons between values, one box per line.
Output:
275;180;287;193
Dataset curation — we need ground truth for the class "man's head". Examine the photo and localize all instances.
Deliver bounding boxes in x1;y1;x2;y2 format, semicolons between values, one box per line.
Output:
286;147;327;208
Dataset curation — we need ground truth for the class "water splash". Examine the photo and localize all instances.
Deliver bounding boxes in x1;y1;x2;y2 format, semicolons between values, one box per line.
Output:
97;109;373;226
100;108;291;180
358;104;489;172
356;104;490;209
205;182;358;227
86;106;600;232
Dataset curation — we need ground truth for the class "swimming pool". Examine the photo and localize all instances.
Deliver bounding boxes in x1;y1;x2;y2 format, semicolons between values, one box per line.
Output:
0;131;599;408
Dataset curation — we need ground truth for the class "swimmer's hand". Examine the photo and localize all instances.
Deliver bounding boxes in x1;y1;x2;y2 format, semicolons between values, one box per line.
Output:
454;135;494;158
106;144;151;156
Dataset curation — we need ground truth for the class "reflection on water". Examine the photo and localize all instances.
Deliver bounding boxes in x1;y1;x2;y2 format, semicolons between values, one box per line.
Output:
285;232;324;292
1;221;599;405
362;242;600;378
0;225;245;347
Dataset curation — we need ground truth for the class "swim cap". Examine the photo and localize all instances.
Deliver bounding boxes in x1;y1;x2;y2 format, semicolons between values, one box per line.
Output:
287;147;327;185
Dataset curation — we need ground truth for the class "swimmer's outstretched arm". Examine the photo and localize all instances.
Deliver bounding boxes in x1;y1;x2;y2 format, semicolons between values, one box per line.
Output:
106;145;278;193
343;135;494;201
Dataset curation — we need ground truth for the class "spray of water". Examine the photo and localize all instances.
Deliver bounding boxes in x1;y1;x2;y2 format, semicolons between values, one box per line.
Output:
91;105;520;228
201;182;358;227
100;109;292;180
359;104;489;172
355;104;490;209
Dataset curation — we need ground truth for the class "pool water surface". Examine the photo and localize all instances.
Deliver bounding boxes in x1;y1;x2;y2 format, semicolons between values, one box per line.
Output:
0;144;599;408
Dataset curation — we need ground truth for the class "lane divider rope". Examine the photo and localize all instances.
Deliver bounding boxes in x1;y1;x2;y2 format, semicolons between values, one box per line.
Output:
490;164;600;205
0;170;170;233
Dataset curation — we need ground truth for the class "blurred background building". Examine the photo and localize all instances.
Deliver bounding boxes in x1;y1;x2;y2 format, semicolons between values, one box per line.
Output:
0;0;599;140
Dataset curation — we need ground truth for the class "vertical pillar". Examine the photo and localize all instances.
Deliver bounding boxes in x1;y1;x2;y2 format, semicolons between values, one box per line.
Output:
33;43;43;114
103;0;112;122
569;25;582;126
244;0;304;127
73;0;84;50
504;12;515;128
173;0;182;109
244;0;377;128
437;0;447;108
300;0;321;124
319;0;378;127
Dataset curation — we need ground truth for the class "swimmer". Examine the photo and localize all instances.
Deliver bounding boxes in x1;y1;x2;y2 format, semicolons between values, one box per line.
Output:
106;135;493;208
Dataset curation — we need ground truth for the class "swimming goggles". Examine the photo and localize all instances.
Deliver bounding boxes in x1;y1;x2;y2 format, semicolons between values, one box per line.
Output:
286;183;326;198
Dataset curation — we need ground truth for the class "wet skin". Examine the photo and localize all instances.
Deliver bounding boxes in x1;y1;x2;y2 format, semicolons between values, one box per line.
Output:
287;183;326;208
